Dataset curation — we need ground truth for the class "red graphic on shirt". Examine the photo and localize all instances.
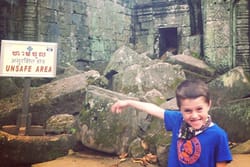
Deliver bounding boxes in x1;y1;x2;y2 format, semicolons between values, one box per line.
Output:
177;137;201;164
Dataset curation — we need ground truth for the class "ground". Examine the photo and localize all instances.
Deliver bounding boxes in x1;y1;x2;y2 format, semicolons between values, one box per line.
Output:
32;151;250;167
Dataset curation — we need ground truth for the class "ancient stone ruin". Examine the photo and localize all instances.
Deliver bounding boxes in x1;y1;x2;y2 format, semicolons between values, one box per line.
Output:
0;0;249;73
0;0;250;167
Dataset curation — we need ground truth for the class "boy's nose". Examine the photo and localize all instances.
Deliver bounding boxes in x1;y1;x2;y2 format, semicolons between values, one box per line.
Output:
191;112;198;119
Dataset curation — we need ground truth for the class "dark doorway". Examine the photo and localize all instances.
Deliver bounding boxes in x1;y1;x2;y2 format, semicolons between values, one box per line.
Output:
158;27;178;57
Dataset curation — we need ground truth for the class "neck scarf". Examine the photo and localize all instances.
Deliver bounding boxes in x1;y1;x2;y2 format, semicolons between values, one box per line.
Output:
178;115;213;140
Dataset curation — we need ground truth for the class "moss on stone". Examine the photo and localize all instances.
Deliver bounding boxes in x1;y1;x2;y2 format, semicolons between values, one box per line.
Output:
143;117;171;146
210;98;250;142
169;77;184;90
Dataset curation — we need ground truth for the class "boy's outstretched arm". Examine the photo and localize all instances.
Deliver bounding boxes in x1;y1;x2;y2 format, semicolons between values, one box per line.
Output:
111;100;165;119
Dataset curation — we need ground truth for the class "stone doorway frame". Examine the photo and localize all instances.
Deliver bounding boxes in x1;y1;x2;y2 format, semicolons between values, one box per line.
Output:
231;0;250;73
157;27;178;58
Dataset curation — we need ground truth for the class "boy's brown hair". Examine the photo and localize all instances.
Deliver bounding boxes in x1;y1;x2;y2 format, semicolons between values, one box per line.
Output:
176;79;210;108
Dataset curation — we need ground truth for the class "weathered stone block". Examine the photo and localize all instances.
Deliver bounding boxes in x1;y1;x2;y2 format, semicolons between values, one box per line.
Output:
79;85;140;154
208;66;250;106
210;98;250;142
0;71;102;126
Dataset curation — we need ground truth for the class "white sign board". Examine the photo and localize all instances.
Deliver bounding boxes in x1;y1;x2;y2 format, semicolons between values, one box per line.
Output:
0;40;57;78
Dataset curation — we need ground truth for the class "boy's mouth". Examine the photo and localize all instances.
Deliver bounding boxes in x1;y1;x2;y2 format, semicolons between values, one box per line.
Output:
189;119;203;128
190;118;202;122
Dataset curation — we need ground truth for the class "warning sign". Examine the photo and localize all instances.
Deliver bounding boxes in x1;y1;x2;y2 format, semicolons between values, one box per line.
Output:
0;40;57;77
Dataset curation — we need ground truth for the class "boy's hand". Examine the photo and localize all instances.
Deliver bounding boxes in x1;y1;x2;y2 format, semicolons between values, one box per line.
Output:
111;100;129;113
111;100;164;119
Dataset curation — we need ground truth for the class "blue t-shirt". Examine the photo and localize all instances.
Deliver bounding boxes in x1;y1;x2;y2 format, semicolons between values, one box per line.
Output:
164;110;232;167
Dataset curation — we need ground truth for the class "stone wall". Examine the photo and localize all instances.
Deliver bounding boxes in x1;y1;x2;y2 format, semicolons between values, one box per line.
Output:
0;0;249;73
0;0;133;66
234;0;250;73
203;0;250;73
37;0;89;65
85;0;133;61
37;0;133;66
0;0;25;40
133;1;193;57
202;0;232;73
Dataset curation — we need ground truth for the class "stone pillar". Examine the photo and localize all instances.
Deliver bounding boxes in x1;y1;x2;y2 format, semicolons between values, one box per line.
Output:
23;0;38;41
202;0;232;73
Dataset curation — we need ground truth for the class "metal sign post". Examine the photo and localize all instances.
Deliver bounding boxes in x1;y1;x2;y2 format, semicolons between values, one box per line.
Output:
18;77;31;135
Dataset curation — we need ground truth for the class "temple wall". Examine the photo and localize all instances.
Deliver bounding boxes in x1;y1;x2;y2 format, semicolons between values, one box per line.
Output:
133;1;193;57
0;0;249;73
37;0;133;65
0;0;133;66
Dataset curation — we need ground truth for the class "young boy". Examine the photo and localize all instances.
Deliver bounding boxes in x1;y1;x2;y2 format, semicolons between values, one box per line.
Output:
111;79;232;167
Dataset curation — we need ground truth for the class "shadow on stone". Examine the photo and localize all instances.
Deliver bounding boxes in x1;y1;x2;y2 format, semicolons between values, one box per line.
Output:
0;130;76;167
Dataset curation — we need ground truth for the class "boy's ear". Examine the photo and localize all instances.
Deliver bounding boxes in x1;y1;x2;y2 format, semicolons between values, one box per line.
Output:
208;100;212;107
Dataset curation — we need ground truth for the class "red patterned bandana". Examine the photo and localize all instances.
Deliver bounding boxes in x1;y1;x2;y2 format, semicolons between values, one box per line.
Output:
178;115;213;140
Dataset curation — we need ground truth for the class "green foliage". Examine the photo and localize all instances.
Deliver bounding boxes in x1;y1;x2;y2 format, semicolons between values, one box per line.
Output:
70;128;77;134
191;51;200;59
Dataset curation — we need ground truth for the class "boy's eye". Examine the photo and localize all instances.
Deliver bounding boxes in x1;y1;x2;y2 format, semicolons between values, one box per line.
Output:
197;107;203;112
184;109;192;113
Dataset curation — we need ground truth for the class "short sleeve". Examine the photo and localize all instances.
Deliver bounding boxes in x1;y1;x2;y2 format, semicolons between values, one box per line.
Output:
216;129;233;163
164;110;182;132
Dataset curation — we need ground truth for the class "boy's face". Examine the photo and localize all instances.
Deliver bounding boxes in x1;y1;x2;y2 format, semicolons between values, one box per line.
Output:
180;96;211;130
